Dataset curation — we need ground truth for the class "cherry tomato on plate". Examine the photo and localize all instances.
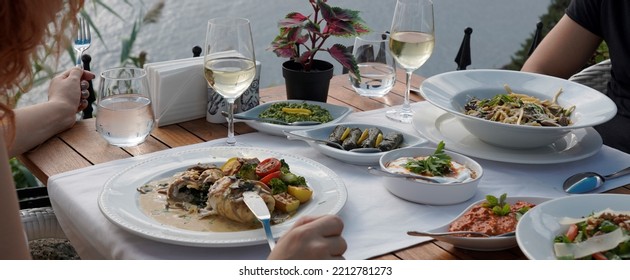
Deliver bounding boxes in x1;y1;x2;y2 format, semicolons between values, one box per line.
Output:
260;170;282;185
256;157;281;178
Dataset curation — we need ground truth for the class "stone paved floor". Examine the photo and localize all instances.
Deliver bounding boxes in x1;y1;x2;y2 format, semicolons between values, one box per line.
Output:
29;239;80;260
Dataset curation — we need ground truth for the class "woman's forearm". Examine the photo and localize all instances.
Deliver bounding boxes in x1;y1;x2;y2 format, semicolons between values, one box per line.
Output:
9;101;76;157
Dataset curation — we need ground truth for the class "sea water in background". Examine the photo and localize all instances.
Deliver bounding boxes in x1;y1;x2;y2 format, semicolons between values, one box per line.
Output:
19;0;552;106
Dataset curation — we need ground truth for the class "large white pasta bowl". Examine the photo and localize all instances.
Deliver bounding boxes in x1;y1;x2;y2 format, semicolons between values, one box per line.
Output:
419;69;617;149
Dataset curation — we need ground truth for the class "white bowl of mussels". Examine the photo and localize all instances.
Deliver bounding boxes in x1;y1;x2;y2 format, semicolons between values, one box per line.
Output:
284;122;427;165
378;145;483;205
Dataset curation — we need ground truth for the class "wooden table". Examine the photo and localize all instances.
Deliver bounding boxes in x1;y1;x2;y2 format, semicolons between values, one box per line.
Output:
18;72;630;260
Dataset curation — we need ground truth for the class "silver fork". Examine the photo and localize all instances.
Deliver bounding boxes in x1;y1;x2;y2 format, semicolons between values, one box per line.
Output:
73;16;92;67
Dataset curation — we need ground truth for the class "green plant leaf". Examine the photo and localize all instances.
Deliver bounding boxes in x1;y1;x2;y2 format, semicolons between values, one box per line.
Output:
325;19;356;36
89;0;127;21
328;44;358;79
142;1;164;24
353;22;371;34
304;20;321;36
268;0;369;78
10;158;38;188
279;12;308;28
120;20;139;64
288;27;308;44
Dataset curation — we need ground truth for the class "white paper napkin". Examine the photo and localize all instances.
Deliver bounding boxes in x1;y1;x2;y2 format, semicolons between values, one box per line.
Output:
144;57;207;127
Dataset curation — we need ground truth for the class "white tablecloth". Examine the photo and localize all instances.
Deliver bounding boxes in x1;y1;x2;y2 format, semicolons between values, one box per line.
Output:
48;102;630;260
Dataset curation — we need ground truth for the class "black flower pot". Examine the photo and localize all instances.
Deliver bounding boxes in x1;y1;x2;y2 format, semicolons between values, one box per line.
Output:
282;59;334;102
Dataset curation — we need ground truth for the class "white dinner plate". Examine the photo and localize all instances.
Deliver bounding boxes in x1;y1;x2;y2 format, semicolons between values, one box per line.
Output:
235;100;352;136
286;122;428;165
418;196;551;251
516;194;630;260
412;102;603;164
98;146;347;247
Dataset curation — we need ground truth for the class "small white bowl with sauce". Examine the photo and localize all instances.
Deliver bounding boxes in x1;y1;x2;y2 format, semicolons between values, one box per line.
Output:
378;147;483;205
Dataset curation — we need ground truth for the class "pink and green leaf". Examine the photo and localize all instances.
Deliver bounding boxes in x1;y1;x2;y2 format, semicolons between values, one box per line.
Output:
328;44;360;80
296;50;315;66
324;19;356;36
272;46;296;58
318;0;335;21
353;22;371;35
269;0;367;77
303;21;321;36
286;27;308;44
278;12;308;28
330;7;359;22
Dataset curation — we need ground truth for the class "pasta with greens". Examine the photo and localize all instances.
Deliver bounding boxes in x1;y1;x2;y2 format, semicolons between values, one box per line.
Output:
463;85;575;127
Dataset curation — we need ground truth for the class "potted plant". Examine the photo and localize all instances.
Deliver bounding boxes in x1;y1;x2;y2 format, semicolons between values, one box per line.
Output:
269;0;370;102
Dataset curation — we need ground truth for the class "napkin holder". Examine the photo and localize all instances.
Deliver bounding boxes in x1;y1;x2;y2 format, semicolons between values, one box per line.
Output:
144;57;207;127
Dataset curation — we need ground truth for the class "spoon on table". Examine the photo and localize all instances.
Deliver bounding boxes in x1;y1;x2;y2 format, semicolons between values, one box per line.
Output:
221;111;321;126
407;230;516;238
367;166;441;183
283;131;381;153
563;166;630;194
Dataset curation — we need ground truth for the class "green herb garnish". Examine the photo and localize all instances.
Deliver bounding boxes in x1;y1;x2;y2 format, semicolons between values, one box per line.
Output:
405;141;452;176
482;193;511;216
481;193;534;218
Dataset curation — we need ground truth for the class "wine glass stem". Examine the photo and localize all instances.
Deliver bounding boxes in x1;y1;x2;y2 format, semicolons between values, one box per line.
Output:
226;100;236;145
402;71;413;114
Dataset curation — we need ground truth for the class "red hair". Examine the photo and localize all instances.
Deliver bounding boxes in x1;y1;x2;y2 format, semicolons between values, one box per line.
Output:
0;0;84;143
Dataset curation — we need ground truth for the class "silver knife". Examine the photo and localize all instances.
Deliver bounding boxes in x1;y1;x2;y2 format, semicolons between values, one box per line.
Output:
242;191;276;250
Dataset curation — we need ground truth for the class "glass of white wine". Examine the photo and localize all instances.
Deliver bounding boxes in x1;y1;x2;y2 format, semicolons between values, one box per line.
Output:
204;17;256;146
388;0;435;123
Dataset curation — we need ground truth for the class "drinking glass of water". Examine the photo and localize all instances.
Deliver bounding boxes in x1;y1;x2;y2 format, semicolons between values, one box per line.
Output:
96;67;155;147
349;33;396;97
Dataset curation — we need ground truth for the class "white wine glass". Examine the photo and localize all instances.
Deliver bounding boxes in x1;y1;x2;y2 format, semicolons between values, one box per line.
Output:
204;17;256;146
388;0;435;123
